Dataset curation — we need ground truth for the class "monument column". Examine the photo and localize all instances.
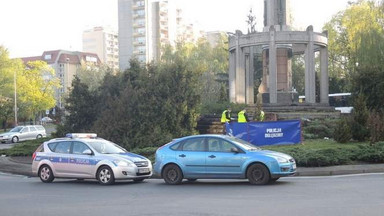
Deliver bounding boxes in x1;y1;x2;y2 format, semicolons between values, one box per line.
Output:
247;46;255;104
305;26;316;104
320;47;329;104
229;50;236;103
269;26;277;104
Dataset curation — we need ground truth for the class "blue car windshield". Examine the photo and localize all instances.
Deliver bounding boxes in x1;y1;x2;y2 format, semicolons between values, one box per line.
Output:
10;126;23;132
87;140;127;154
227;137;261;151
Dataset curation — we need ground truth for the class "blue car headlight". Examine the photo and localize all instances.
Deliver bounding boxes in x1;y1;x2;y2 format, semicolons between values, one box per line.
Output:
113;160;132;167
275;157;289;164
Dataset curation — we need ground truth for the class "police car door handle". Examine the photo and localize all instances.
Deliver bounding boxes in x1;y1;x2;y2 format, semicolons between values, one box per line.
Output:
209;155;216;159
179;154;186;158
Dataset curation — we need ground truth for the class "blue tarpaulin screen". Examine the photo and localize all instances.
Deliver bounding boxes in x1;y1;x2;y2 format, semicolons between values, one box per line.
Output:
225;120;301;146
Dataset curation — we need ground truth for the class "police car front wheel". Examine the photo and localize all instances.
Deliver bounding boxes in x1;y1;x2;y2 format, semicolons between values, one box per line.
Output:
39;165;54;183
97;166;115;185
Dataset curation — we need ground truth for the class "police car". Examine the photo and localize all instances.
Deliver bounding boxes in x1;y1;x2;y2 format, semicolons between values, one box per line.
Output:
32;133;152;185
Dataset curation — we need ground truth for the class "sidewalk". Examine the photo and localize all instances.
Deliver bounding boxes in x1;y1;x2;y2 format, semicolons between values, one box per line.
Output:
1;156;384;178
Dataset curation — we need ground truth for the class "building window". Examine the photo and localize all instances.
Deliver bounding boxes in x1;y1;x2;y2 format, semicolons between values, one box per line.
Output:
44;54;52;60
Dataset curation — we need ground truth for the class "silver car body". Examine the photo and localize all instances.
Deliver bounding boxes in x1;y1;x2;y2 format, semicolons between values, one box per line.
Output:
0;125;46;143
32;135;152;181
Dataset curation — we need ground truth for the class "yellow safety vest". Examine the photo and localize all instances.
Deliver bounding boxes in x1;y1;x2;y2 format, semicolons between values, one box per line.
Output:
221;110;230;123
260;111;265;121
238;111;247;123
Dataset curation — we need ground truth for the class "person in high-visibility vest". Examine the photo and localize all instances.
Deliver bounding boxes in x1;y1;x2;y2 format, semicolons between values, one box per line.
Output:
221;108;231;134
221;108;231;123
237;109;249;123
260;110;265;121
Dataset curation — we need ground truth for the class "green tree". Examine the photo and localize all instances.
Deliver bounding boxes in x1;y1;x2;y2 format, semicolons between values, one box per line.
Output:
323;0;384;101
17;60;59;122
60;77;97;134
351;93;370;141
77;64;113;92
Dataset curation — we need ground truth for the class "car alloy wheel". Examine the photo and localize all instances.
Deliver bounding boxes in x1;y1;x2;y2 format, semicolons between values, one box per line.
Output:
36;134;42;139
11;136;18;143
97;166;115;185
163;164;183;185
247;163;270;185
39;165;54;183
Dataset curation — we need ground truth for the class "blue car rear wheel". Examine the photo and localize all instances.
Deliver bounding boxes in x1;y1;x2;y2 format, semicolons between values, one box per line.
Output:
163;164;183;185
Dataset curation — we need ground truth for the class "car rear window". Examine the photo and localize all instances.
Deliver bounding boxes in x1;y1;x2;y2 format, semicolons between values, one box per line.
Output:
35;125;45;131
35;144;44;152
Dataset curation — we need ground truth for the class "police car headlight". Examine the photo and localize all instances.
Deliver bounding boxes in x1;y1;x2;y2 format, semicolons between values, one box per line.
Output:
275;157;289;163
113;160;132;167
2;135;9;138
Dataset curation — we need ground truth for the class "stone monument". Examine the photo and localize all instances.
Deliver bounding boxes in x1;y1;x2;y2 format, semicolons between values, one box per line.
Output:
228;0;329;108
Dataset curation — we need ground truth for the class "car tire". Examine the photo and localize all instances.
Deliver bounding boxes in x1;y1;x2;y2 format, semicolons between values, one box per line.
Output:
162;164;183;185
133;178;145;182
186;178;197;182
97;166;115;185
36;134;42;139
39;165;54;183
11;136;18;143
247;163;270;185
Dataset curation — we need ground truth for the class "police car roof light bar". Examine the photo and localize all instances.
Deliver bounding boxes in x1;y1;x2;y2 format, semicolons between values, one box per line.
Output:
66;133;97;139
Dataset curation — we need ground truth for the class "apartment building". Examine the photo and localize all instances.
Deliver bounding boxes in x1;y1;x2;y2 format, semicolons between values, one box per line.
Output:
83;26;119;70
21;50;100;108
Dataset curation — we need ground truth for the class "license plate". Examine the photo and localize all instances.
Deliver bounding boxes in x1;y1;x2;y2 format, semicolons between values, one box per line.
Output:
292;164;296;169
138;168;149;173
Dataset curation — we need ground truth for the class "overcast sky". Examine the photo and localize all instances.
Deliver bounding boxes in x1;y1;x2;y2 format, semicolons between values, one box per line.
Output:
0;0;353;58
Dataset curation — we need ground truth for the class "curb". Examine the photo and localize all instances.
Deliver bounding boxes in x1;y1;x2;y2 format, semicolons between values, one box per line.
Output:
1;156;384;178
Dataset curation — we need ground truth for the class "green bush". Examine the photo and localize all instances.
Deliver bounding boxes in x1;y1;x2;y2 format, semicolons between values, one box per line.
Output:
334;117;352;143
356;142;384;163
302;119;338;139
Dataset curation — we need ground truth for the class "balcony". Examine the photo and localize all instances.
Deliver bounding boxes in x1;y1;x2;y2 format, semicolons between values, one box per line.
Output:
133;4;145;10
133;32;145;37
133;22;145;28
133;14;145;19
133;50;146;55
133;41;146;46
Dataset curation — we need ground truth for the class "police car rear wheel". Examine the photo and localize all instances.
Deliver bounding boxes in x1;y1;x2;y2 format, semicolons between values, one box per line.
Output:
163;164;183;185
39;165;54;183
97;166;115;185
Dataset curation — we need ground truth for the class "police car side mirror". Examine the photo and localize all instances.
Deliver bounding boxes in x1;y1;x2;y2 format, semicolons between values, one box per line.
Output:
82;149;93;155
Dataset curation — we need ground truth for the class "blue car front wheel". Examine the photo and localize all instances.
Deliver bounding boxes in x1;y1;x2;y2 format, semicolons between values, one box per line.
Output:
247;163;270;185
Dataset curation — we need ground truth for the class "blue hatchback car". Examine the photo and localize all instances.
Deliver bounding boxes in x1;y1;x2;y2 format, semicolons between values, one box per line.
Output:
154;135;296;185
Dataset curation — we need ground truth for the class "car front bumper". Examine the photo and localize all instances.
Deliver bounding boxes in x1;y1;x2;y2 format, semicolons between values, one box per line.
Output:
112;165;153;180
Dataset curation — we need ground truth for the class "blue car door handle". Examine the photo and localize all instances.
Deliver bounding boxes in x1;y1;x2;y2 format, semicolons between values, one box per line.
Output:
208;155;216;158
179;154;186;158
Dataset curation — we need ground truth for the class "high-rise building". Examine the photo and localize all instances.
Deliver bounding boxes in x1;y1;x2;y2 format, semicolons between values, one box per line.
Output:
118;0;181;70
21;50;100;108
83;26;119;70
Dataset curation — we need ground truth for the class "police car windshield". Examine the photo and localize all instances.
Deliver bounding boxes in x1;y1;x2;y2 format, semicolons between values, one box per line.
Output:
227;137;261;151
87;140;127;154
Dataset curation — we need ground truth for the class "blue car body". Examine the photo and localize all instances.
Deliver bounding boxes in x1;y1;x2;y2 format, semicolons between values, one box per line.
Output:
154;134;296;184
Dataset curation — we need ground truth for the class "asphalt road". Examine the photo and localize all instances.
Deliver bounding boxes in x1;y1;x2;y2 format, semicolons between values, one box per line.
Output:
0;173;383;216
